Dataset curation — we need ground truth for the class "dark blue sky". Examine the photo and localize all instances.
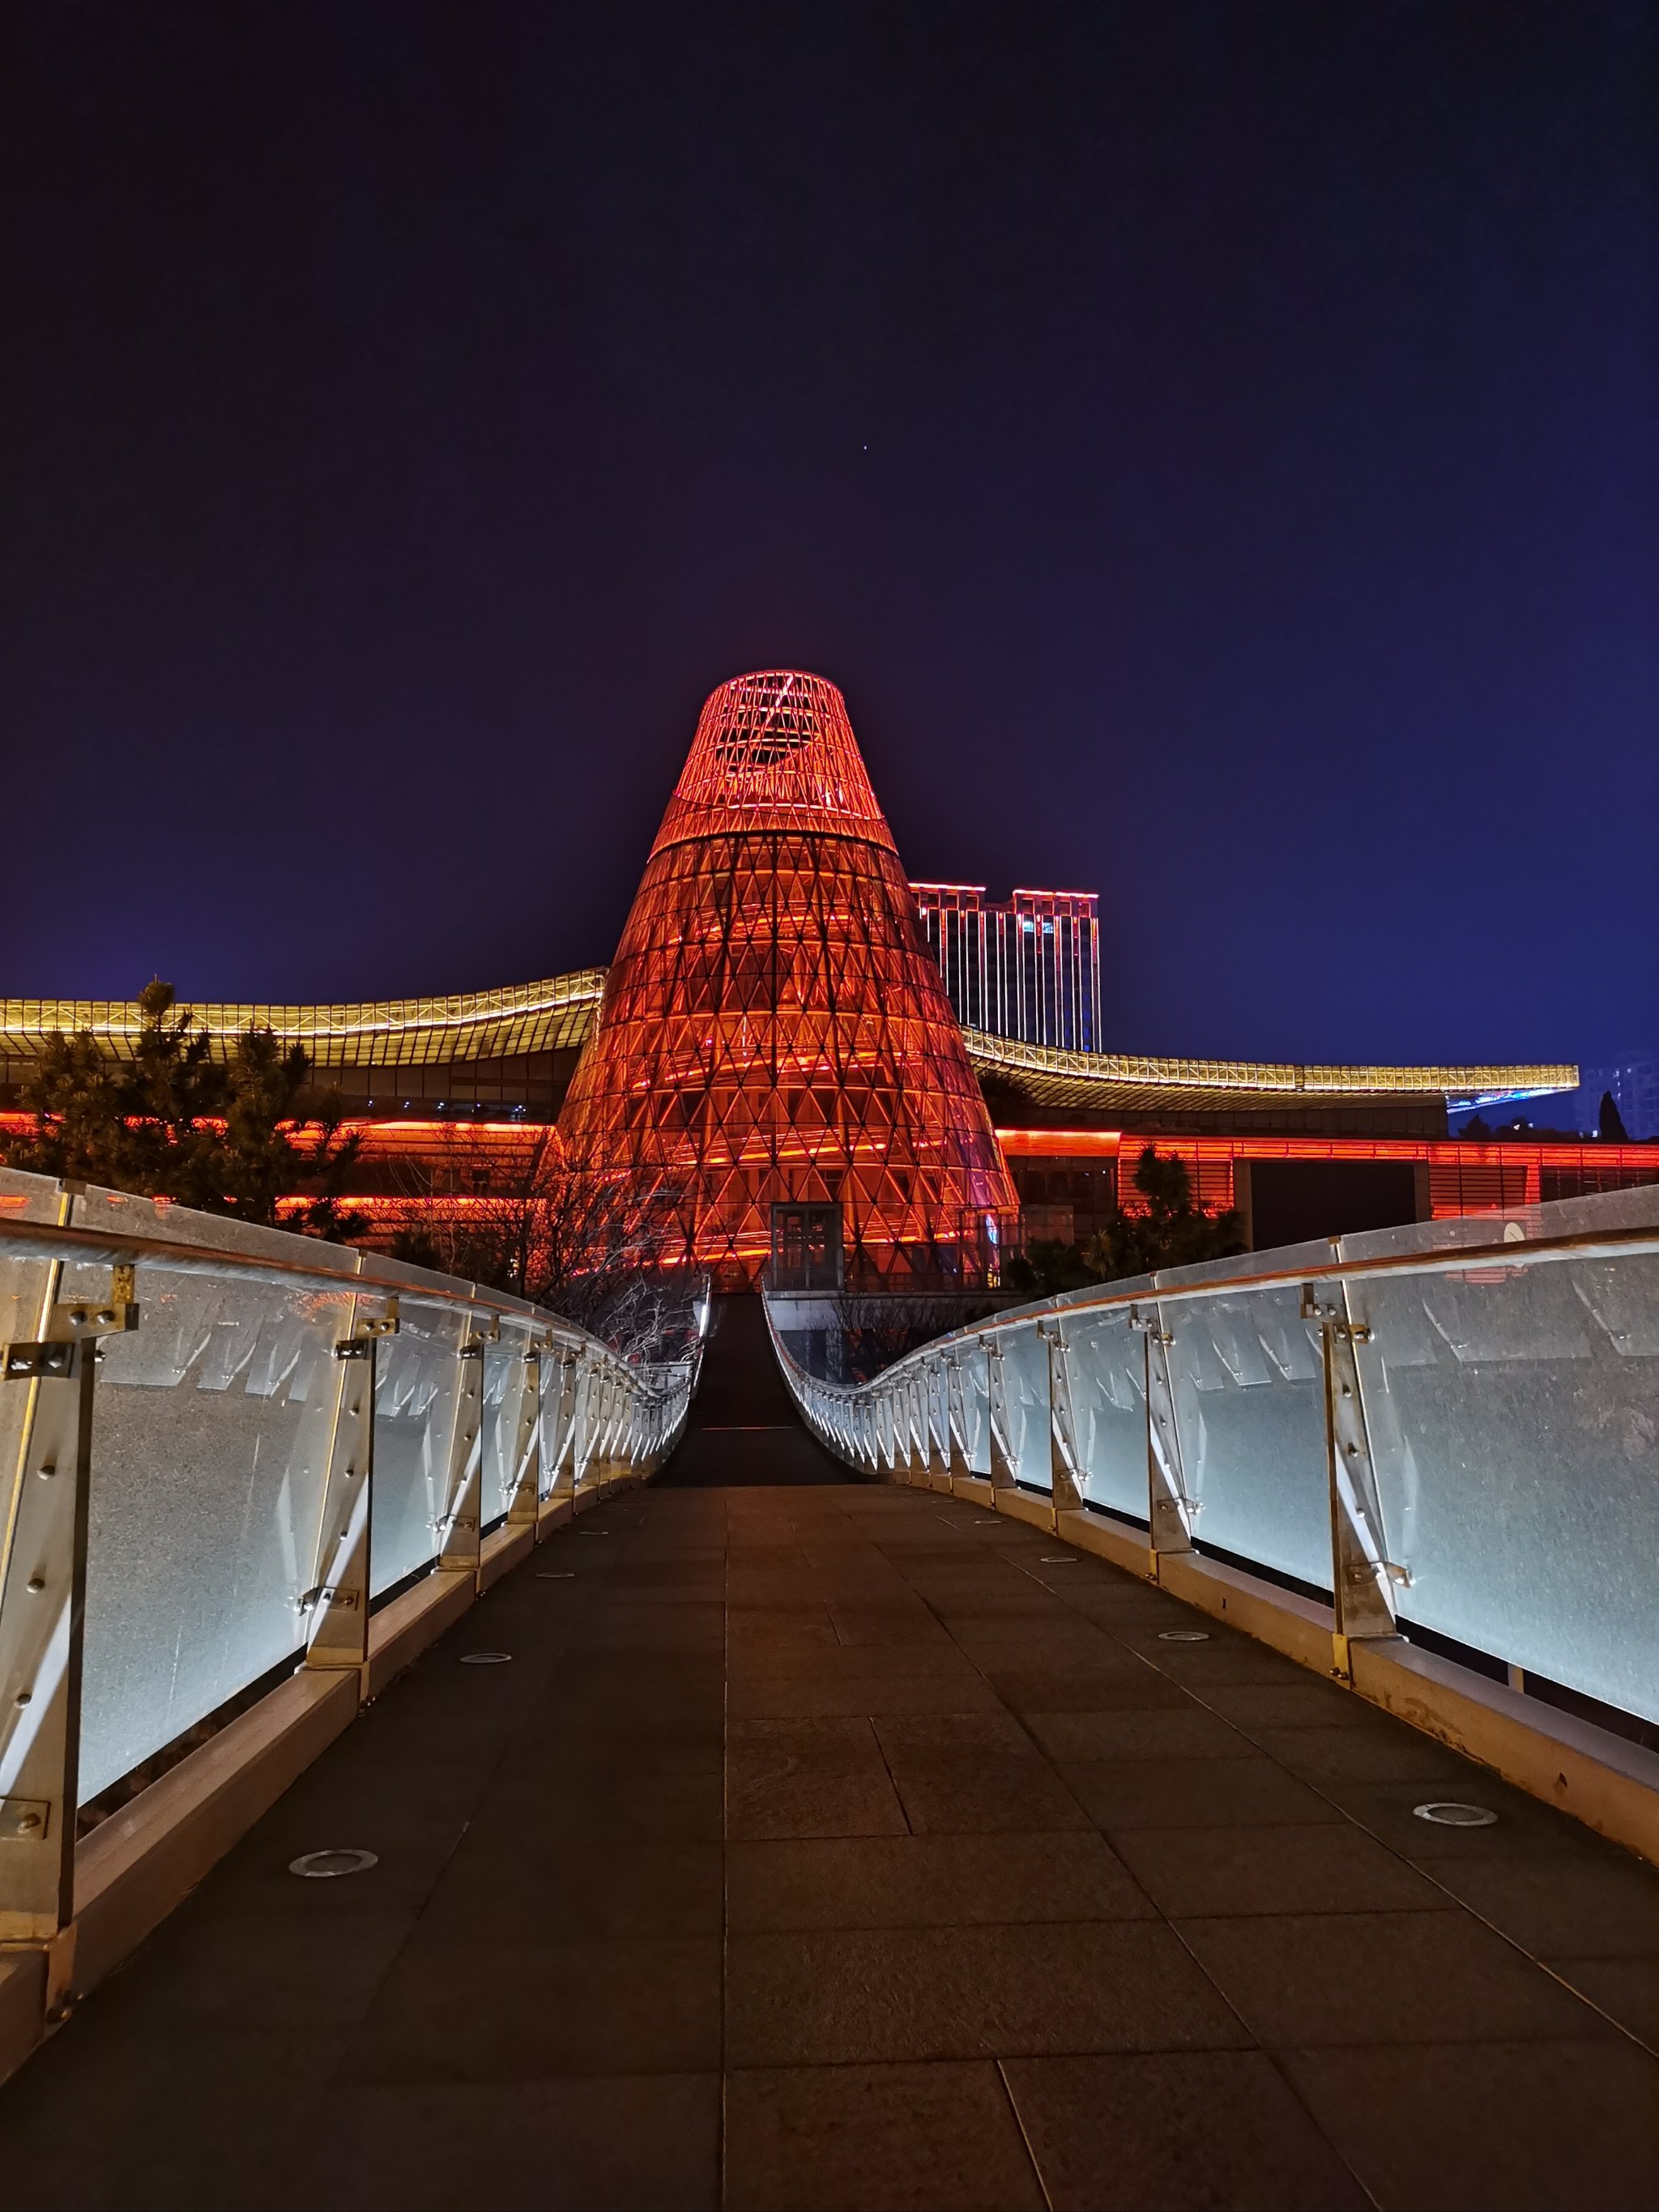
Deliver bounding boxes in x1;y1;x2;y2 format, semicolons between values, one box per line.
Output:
3;3;1654;1068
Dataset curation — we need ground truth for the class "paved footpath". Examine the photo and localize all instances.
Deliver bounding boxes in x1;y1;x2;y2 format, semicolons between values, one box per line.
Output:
3;1321;1659;2206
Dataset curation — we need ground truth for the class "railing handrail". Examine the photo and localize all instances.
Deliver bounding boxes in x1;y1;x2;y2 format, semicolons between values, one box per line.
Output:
0;1213;659;1387
770;1214;1659;1403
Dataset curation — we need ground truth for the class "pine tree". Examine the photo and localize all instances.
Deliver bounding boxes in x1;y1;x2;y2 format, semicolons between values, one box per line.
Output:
2;1029;134;1187
1083;1145;1245;1282
1598;1090;1630;1143
2;982;365;1238
1003;1144;1245;1295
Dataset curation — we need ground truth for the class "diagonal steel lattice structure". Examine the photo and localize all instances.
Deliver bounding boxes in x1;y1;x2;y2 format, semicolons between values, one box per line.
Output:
558;670;1018;1284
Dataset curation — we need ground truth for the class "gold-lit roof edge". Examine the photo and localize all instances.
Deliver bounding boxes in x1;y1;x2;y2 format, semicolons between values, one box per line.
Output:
962;1028;1578;1100
1;969;1576;1099
0;970;608;1067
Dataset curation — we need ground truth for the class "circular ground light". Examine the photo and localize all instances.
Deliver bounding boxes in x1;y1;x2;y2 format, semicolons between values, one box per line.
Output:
537;1571;575;1580
288;1848;377;1878
1039;1556;1077;1565
1413;1801;1498;1827
459;1651;513;1665
1158;1629;1210;1643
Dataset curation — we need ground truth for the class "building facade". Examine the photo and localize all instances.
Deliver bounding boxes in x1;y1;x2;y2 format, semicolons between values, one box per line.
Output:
911;884;1101;1051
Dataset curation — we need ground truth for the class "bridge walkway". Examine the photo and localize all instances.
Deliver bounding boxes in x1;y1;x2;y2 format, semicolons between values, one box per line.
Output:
2;1301;1659;2207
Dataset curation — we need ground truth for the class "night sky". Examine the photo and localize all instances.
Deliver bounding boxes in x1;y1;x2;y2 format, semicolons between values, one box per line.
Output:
4;3;1654;1072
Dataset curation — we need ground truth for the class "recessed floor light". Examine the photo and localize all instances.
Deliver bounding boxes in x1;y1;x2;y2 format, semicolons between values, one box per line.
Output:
1039;1555;1076;1564
537;1571;575;1580
459;1651;513;1665
1158;1629;1209;1643
1414;1801;1498;1827
289;1848;377;1878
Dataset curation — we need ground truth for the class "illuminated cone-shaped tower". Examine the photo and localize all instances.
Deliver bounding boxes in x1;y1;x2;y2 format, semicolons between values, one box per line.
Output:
560;670;1017;1284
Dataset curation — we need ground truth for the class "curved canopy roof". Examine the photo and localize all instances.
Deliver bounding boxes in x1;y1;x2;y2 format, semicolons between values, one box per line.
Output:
2;967;1575;1111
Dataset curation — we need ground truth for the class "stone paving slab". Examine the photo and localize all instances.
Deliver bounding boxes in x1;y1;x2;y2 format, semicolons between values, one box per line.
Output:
4;1437;1659;2207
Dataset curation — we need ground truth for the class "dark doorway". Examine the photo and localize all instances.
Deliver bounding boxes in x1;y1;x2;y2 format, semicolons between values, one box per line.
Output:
1243;1159;1422;1251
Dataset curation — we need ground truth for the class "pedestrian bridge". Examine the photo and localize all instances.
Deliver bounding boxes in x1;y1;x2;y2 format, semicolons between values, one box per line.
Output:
2;1177;1658;2209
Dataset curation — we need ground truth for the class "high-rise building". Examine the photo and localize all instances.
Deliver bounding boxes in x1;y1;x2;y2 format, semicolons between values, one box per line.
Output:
911;883;1101;1051
556;672;1018;1284
1576;1053;1659;1140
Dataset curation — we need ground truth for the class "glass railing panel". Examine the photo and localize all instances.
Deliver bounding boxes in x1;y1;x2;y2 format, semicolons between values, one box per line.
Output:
893;1375;914;1464
479;1334;523;1524
1051;1269;1154;1311
1060;1309;1148;1520
1525;1183;1659;1240
928;1363;949;1464
996;1322;1051;1490
60;1194;360;1799
1339;1184;1659;1271
1348;1238;1659;1722
571;1362;602;1481
538;1352;576;1494
0;1169;67;1522
371;1298;469;1595
857;1396;877;1467
1162;1281;1331;1592
955;1341;991;1475
66;1181;364;1281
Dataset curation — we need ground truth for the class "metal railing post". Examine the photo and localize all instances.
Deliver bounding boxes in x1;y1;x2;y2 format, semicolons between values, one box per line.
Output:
592;1365;620;1487
505;1340;541;1529
306;1290;397;1672
985;1339;1017;1490
886;1379;906;1481
1133;1306;1194;1560
571;1355;600;1495
0;1255;138;2009
944;1356;969;1479
1042;1323;1085;1516
877;1385;898;1480
545;1350;578;1508
437;1327;487;1578
1303;1281;1399;1672
927;1361;949;1485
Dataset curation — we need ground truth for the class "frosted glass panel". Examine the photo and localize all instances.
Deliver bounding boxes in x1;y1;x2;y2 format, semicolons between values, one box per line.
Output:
535;1362;563;1497
372;1305;467;1594
83;1185;354;1260
540;1355;580;1494
997;1323;1051;1489
0;1170;64;1515
1164;1285;1332;1591
79;1260;352;1796
1061;1311;1148;1520
1351;1250;1659;1720
480;1338;520;1525
956;1345;991;1475
932;1363;951;1463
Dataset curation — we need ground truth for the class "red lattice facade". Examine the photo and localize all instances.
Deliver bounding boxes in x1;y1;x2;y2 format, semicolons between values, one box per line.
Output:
558;671;1017;1284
